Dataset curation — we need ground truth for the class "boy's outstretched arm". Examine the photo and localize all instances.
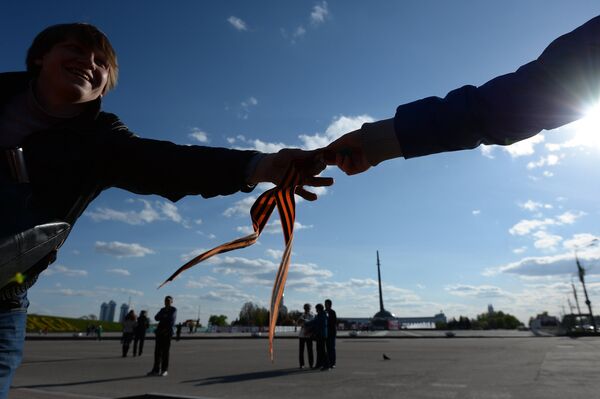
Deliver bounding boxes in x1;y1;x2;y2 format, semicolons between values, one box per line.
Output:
247;148;333;201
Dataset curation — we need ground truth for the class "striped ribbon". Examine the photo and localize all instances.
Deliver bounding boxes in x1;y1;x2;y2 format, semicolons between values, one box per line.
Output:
160;165;301;361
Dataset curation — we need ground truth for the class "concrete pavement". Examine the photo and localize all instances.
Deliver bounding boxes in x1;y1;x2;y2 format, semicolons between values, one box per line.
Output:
10;333;600;399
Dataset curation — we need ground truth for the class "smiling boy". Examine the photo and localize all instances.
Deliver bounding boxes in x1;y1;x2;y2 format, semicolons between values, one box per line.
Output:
0;23;331;396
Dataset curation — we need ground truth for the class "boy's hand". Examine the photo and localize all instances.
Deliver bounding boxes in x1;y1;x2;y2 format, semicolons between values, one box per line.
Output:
249;148;334;201
324;129;371;175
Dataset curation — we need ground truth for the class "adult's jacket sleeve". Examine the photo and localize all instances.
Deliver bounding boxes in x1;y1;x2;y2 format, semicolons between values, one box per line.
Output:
396;15;600;158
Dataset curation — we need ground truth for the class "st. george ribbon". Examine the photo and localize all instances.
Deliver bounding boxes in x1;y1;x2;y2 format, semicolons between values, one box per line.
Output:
159;165;300;361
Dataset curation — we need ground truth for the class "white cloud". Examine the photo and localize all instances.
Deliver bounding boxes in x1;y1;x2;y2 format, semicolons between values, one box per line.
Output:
556;211;585;225
299;115;374;149
543;170;554;178
238;97;258;119
227;16;247;31
519;200;552;212
480;145;495;159
563;234;599;251
95;241;155;258
223;196;256;218
509;218;556;236
508;211;584;236
484;246;600;277
264;219;313;234
241;97;258;108
230;114;373;153
43;264;88;277
512;246;528;254
472;210;481;216
445;284;512;299
532;230;562;250
180;248;206;263
44;288;95;297
86;199;186;226
266;249;283;259
107;268;131;276
480;135;546;159
310;1;329;25
526;154;560;169
503;134;545;158
189;128;209;143
96;286;144;297
293;26;306;38
186;277;254;303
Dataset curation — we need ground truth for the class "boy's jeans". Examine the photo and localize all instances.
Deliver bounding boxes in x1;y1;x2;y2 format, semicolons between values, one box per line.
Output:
0;294;28;399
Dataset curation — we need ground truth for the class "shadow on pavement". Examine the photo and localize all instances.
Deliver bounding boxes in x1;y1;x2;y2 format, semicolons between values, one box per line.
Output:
183;367;309;386
13;374;148;389
21;355;121;364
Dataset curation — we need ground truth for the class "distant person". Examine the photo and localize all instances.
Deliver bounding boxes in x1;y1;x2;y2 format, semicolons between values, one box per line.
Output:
324;299;337;368
148;296;176;377
297;303;314;369
96;324;103;341
325;16;600;175
0;22;331;397
306;303;329;371
175;322;182;341
133;310;150;357
121;310;136;357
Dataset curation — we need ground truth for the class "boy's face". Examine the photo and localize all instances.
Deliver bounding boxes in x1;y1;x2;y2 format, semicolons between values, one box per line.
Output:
35;37;109;106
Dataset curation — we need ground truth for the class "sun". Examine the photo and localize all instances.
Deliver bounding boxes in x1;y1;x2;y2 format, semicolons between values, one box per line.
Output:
572;103;600;150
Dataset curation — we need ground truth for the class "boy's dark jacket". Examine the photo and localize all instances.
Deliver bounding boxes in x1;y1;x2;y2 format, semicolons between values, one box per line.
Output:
0;71;257;291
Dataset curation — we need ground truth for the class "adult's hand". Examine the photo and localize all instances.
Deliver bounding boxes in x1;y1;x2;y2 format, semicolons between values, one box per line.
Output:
249;148;333;201
324;129;371;175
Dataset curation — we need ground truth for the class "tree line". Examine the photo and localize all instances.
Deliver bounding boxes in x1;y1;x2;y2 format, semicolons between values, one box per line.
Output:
436;311;523;330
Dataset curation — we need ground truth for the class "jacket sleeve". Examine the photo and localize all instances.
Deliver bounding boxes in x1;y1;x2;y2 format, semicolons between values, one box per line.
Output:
396;15;600;158
93;113;259;202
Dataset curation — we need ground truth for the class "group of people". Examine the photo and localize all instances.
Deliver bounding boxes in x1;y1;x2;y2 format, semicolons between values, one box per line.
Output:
120;309;150;357
117;296;177;377
1;13;599;398
297;299;337;371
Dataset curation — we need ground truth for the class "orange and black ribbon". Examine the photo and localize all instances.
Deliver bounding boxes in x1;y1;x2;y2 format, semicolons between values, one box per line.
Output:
160;165;301;361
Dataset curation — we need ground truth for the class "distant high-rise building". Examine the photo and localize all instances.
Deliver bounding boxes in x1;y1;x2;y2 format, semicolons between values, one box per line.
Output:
119;303;129;323
107;300;117;322
99;302;108;321
488;304;495;315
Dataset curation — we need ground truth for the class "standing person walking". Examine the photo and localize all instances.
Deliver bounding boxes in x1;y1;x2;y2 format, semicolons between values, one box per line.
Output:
297;303;314;369
96;324;103;341
175;322;182;342
148;296;176;377
133;310;149;357
121;310;136;357
307;303;329;371
324;299;337;369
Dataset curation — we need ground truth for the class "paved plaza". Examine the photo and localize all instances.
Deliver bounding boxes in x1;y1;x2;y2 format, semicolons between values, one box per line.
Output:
9;333;600;399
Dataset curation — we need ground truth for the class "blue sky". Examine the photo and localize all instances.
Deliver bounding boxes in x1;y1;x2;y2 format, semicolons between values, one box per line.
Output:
2;1;600;325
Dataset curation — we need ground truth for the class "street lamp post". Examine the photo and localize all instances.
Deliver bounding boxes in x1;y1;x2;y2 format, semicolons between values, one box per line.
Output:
576;253;597;333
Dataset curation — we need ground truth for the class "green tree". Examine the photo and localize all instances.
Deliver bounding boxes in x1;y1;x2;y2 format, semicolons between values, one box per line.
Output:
208;314;228;327
476;311;521;329
234;302;270;327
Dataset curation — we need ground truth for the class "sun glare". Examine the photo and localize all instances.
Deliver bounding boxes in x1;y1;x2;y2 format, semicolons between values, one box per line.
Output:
573;103;600;150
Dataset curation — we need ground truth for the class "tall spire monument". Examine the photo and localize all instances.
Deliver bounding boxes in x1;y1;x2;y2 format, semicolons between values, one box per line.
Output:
377;250;385;313
371;250;395;329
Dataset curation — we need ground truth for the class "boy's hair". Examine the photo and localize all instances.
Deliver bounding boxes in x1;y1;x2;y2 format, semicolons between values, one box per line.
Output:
26;23;119;93
315;303;324;312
